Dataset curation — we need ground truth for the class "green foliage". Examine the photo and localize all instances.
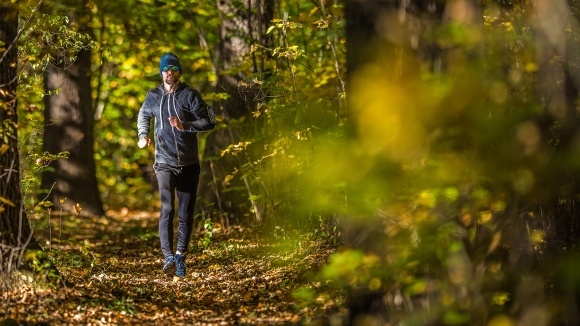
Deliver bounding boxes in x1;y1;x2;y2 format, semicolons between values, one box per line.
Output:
126;226;158;241
217;0;346;226
107;297;137;316
22;150;69;218
200;218;213;249
0;119;16;143
22;249;64;287
18;2;95;98
292;286;315;307
49;243;98;271
1;318;18;326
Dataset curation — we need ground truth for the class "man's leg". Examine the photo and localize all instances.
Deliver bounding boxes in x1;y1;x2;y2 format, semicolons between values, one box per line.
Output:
175;163;200;255
174;164;200;277
156;169;177;259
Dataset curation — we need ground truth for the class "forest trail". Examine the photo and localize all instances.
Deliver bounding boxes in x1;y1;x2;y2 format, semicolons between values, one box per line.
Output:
3;212;342;325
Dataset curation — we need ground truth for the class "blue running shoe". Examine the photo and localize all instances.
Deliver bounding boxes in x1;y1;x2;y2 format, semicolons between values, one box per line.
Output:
162;255;176;276
175;254;186;277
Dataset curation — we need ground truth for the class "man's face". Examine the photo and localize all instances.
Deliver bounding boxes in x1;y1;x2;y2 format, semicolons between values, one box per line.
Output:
162;65;181;85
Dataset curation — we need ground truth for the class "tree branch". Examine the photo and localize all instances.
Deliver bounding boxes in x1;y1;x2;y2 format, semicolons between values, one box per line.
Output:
0;0;45;65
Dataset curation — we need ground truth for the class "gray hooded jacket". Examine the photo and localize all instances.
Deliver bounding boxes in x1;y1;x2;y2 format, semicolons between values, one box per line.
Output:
137;82;217;167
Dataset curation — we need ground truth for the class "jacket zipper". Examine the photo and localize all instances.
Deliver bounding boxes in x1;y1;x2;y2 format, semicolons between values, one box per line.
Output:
167;94;181;166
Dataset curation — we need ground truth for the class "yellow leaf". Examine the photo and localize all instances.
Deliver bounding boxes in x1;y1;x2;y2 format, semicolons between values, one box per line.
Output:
223;174;234;186
418;190;436;208
0;196;15;207
24;251;37;261
405;279;426;295
478;211;492;224
307;6;318;17
491;292;511;306
37;200;53;208
530;230;545;245
487;232;502;254
0;144;9;155
525;62;538;73
73;203;82;216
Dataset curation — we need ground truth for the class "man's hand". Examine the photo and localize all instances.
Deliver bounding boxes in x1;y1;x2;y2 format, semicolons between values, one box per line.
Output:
138;137;151;148
168;117;184;131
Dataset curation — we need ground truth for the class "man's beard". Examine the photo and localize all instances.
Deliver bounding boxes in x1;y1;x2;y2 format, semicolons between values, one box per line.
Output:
165;77;179;85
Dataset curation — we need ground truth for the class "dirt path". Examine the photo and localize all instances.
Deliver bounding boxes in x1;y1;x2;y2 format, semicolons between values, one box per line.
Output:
2;212;344;325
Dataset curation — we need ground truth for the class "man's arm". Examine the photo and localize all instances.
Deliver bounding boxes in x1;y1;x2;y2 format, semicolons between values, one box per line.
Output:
137;92;153;146
180;89;218;132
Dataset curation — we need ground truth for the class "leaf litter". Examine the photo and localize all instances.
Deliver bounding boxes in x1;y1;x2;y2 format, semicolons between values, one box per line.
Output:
2;211;345;325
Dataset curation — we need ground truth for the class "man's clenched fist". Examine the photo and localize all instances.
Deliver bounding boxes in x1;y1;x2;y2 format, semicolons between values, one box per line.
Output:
138;137;151;148
168;116;184;131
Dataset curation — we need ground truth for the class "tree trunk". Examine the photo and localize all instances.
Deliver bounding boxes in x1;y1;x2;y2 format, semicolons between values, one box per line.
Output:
0;4;36;277
42;45;105;217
